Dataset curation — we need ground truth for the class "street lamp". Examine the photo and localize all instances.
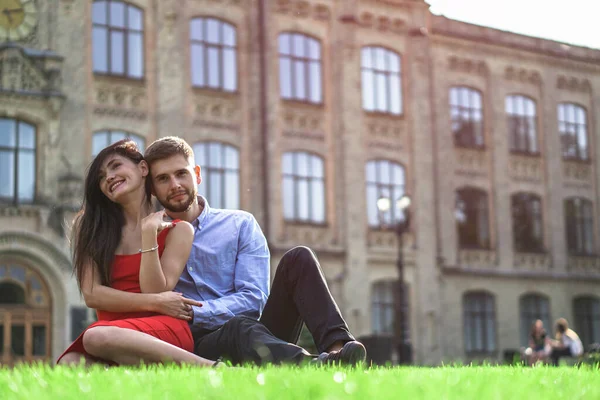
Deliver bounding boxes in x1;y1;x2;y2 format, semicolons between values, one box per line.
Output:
377;194;412;365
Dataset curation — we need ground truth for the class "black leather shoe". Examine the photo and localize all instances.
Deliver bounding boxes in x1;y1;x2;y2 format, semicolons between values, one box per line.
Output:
317;341;366;366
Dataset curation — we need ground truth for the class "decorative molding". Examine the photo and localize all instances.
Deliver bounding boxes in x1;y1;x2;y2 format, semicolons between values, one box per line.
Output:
365;117;404;140
509;155;543;183
455;148;488;177
281;106;325;141
563;161;592;183
93;106;147;120
61;0;76;14
275;0;332;22
367;141;403;152
567;255;600;275
95;78;147;110
358;12;406;33
504;66;542;86
514;252;551;271
0;231;71;273
367;230;396;248
280;224;333;246
458;249;497;269
448;56;488;76
556;76;592;93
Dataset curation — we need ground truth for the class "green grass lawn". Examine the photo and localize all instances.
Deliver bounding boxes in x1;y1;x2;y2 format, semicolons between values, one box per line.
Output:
0;364;598;400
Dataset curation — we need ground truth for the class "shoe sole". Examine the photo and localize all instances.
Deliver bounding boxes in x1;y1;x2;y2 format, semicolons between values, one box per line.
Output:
339;342;367;366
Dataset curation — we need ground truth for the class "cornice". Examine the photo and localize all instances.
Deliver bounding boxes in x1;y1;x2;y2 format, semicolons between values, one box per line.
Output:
0;231;71;273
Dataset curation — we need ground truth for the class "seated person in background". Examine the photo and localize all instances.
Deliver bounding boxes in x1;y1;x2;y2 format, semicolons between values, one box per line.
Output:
524;319;551;365
549;318;583;366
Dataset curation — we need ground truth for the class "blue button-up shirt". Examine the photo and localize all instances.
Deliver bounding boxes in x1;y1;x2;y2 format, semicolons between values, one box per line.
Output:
175;196;270;331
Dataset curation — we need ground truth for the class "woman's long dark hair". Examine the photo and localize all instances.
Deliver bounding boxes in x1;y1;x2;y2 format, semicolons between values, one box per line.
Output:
72;139;151;288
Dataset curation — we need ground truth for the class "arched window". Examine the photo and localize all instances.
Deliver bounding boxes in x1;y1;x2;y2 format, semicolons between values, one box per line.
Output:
564;197;594;255
463;291;496;354
371;280;410;342
573;296;600;348
512;193;544;252
361;46;402;115
365;160;406;228
282;151;325;223
558;103;588;161
92;0;144;78
450;87;484;148
278;32;322;103
92;130;145;157
519;294;551;347
506;95;538;154
190;17;237;91
0;118;36;204
456;188;490;249
0;263;51;364
193;142;240;209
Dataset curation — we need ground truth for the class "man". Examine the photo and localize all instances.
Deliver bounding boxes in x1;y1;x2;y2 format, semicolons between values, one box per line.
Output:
549;318;583;366
143;136;366;366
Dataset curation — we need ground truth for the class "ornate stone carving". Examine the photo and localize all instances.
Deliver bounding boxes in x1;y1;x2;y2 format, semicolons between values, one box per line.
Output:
514;252;551;271
448;56;488;76
509;154;543;183
367;230;397;248
505;66;542;85
275;0;332;22
556;76;592;93
95;78;147;110
365;117;404;140
282;224;331;246
563;161;592;183
193;91;241;131
567;255;600;275
357;11;406;33
455;148;488;177
281;106;325;141
458;249;497;269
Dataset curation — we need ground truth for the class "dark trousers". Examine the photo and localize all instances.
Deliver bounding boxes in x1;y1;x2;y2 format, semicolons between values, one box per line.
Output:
192;246;355;365
550;347;573;366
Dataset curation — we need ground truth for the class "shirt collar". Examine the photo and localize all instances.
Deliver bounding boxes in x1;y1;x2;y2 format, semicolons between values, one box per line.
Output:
193;195;210;230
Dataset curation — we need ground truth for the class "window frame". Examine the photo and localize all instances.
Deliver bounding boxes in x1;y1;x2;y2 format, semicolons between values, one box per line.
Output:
558;103;589;162
361;46;403;116
519;293;551;347
511;193;544;253
506;95;539;156
278;32;323;104
365;159;406;229
92;0;145;79
192;141;240;210
573;296;600;349
0;118;37;205
456;187;491;250
92;130;146;157
281;151;326;225
450;86;485;149
189;17;238;92
564;197;595;256
463;291;497;355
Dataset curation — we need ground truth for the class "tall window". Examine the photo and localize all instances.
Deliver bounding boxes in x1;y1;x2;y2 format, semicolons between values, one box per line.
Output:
278;32;322;103
0;118;35;204
519;294;551;347
193;142;239;209
450;87;484;148
92;131;145;157
558;103;588;161
512;193;544;252
365;160;406;227
282;151;325;223
564;198;594;255
92;0;144;78
361;46;402;115
573;296;600;348
371;281;410;342
463;291;496;354
456;188;490;249
190;18;237;91
506;95;538;154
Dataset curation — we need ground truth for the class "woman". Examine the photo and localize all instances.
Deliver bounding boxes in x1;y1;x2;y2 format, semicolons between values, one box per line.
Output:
58;140;214;367
526;319;550;365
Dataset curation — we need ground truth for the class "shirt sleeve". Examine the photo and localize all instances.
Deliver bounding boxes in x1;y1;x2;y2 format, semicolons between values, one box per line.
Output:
191;214;270;331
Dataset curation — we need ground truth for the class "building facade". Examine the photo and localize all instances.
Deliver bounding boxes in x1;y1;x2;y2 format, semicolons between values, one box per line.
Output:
1;0;599;365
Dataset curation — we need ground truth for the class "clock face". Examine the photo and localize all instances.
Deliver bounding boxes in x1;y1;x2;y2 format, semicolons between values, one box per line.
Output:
0;0;37;41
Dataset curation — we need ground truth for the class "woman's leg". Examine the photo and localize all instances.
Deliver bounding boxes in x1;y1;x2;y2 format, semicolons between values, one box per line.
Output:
82;326;214;366
58;352;106;367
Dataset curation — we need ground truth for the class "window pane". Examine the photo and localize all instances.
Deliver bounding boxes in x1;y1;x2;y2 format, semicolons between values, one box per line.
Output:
209;171;222;208
366;162;376;183
224;146;239;169
282;153;293;174
308;39;320;60
70;307;88;342
190;19;203;41
293;34;305;57
223;48;237;92
294;60;306;99
18;151;35;202
92;27;108;73
0;151;15;198
92;133;107;156
0;119;16;147
578;125;588;159
576;107;586;124
223;24;236;46
109;1;125;28
128;6;142;30
297;180;309;220
309;62;322;103
362;70;374;111
296;153;308;177
207;47;220;88
191;44;205;86
208;142;222;168
376;74;387;112
374;48;386;70
32;325;46;356
279;57;292;98
11;325;25;356
487;316;496;351
110;31;125;74
279;34;290;55
206;19;220;44
388;53;400;73
195;143;206;166
311;180;325;223
283;176;294;219
362;47;372;68
128;32;143;78
379;161;391;184
367;184;378;226
19;123;35;149
389;75;401;115
129;135;145;152
92;1;107;24
224;171;239;209
526;100;536;117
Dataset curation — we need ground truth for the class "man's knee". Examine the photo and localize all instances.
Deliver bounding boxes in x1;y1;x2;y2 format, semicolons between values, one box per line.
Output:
82;326;118;355
223;316;260;332
282;246;316;267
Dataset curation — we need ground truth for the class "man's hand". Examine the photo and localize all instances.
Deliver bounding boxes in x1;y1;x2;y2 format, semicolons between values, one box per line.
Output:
152;291;202;321
142;210;173;234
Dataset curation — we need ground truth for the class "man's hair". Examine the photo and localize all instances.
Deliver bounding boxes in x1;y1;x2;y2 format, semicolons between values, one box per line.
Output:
556;318;568;333
145;136;194;167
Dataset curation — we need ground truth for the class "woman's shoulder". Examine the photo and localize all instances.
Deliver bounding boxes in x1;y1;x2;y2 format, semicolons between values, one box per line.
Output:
158;220;194;242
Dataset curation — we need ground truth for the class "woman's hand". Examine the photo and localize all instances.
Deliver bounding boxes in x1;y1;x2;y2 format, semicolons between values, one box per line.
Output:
142;210;173;234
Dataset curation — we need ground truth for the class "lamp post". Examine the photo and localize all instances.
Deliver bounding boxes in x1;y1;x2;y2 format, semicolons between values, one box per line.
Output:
377;194;412;365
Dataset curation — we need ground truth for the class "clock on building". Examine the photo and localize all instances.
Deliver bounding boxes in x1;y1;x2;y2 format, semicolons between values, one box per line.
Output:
0;0;37;41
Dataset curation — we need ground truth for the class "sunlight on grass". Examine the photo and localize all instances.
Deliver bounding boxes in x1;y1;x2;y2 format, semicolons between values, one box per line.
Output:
0;364;598;399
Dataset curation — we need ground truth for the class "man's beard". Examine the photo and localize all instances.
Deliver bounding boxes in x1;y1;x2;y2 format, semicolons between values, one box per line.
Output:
162;188;197;213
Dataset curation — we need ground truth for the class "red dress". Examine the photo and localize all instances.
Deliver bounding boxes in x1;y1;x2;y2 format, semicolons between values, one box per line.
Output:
57;225;194;364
